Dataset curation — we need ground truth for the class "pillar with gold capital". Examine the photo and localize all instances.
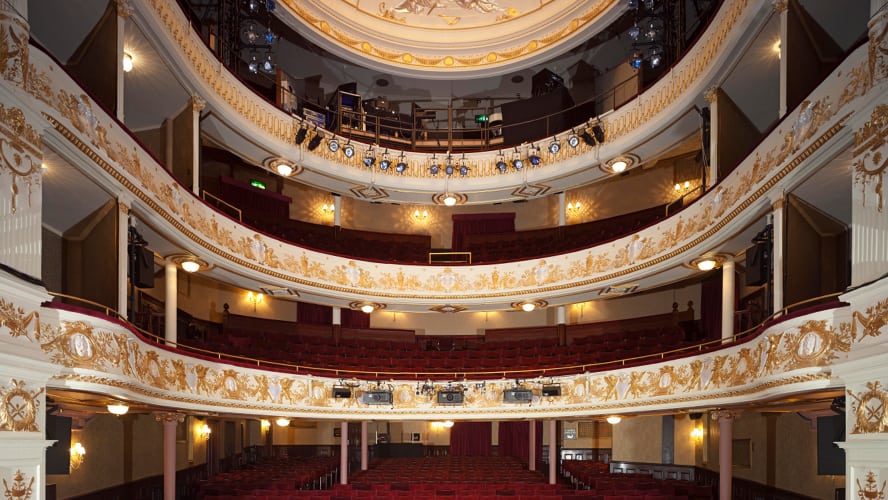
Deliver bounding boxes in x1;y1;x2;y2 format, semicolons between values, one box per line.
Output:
155;412;185;500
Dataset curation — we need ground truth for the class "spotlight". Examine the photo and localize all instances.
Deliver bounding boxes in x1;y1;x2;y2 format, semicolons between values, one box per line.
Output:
327;136;340;153
649;47;662;68
264;28;275;44
307;131;322;151
567;133;580;148
262;52;274;73
548;138;561;154
580;129;596;146
511;149;523;170
591;125;605;144
363;149;376;167
343;142;355;158
628;22;641;41
395;155;408;174
495;153;508;173
628;0;638;8
629;50;643;69
379;151;391;170
429;155;441;175
444;156;455;176
248;53;259;73
295;126;308;145
528;146;541;166
459;164;469;176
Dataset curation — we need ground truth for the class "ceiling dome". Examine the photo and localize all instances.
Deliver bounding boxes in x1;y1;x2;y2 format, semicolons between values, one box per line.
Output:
275;0;626;79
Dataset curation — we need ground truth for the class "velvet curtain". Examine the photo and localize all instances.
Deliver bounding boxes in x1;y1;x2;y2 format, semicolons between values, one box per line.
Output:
449;421;492;456
297;302;332;325
497;421;543;462
451;213;515;251
342;308;370;329
700;268;722;341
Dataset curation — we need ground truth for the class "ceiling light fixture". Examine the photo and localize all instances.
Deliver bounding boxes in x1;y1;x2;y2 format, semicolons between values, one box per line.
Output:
180;259;201;273
107;404;129;416
361;304;375;314
606;416;622;425
696;259;717;271
521;303;536;312
443;195;457;207
275;163;294;176
275;418;290;427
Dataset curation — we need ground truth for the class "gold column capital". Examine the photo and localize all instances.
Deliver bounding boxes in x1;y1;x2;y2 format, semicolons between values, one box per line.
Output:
154;412;185;424
711;409;741;421
771;0;788;13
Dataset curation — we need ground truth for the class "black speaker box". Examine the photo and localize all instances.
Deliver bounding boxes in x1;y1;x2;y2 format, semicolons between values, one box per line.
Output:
542;385;561;397
437;390;464;405
129;245;155;289
504;389;533;403
745;242;769;286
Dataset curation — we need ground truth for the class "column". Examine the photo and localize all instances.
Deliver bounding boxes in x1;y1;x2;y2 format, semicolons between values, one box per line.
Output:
156;412;184;500
117;200;130;317
340;421;348;485
548;420;557;484
115;0;132;122
190;96;206;195
713;410;737;500
360;421;368;471
556;306;567;345
702;87;718;189
771;197;785;315
164;260;177;345
333;194;342;228
528;420;536;471
721;257;735;342
557;192;566;226
332;306;342;345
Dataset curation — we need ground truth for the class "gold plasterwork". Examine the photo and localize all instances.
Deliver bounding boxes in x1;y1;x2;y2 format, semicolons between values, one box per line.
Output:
0;298;41;341
0;103;42;214
851;104;888;211
849;381;888;434
857;471;887;500
2;470;34;500
0;379;43;433
845;298;888;342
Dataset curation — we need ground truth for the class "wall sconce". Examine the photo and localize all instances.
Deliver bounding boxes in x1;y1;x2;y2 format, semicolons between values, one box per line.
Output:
321;203;333;215
198;423;212;440
261;419;271;431
691;426;704;441
413;209;429;221
566;201;582;215
246;291;264;312
122;51;134;72
674;180;692;192
70;442;85;470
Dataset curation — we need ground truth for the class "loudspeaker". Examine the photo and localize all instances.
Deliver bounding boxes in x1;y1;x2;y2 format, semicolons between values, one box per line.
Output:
503;389;534;403
360;391;393;405
129;245;155;289
332;387;351;398
542;385;561;397
745;242;769;286
437;390;464;405
46;414;72;474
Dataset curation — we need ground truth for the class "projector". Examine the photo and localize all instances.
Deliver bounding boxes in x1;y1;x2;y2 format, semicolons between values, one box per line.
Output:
504;389;534;403
542;385;561;397
332;387;352;398
360;391;393;405
437;390;464;405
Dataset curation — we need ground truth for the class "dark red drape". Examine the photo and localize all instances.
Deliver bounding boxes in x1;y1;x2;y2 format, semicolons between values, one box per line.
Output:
342;308;370;329
449;421;492;456
297;302;332;325
497;421;543;462
451;213;515;251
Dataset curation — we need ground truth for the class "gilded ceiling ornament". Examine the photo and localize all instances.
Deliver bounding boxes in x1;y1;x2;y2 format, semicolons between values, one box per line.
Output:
0;379;43;432
0;299;41;341
851;104;888;211
857;471;887;500
848;381;888;434
2;469;34;500
869;9;888;86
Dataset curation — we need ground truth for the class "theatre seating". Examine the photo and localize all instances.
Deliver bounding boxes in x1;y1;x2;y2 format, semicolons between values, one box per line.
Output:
198;456;338;499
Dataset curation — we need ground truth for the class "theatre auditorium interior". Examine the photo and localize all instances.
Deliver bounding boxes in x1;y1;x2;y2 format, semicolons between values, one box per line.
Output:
2;0;888;498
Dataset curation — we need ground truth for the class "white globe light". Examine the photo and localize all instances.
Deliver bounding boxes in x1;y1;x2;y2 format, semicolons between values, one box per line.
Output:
275;163;294;176
696;259;717;271
361;304;375;313
443;195;457;206
521;303;536;312
606;416;622;424
275;418;290;427
180;260;201;273
610;160;628;173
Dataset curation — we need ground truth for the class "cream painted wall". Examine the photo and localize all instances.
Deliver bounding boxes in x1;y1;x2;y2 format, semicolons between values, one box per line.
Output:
612;416;663;463
561;421;613;450
569;284;701;323
369;308;548;335
673;414;697;466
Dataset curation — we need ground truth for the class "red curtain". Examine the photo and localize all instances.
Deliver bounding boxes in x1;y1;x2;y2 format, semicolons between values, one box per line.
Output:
700;269;722;341
449;421;492;456
451;213;515;251
342;308;370;329
297;302;332;325
497;421;543;462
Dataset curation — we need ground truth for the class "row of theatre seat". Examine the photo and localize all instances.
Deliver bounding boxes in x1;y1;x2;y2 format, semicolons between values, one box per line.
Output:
198;456;339;499
200;456;708;500
185;326;688;376
561;461;712;500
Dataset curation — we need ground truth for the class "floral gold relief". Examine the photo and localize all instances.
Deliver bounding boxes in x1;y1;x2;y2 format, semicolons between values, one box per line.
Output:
857;471;887;500
2;470;35;500
0;299;42;341
0;380;43;432
852;104;888;211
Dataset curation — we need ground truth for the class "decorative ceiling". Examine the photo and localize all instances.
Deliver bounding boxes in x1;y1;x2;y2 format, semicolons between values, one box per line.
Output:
275;0;627;78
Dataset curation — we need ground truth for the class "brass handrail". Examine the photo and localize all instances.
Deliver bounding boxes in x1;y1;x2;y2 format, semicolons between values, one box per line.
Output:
201;190;242;221
428;251;472;265
44;291;845;380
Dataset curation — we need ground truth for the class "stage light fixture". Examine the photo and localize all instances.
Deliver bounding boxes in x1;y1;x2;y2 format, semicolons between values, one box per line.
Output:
528;145;541;166
307;131;322;151
327;136;339;153
343;142;355;158
580;129;596;146
459;164;469;176
363;149;376;167
295;126;308;144
395;155;408;174
511;149;523;170
495;152;508;173
649;47;662;68
567;133;580;148
629;50;644;69
444;156;455;176
548;138;561;154
379;151;391;170
429;155;441;175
